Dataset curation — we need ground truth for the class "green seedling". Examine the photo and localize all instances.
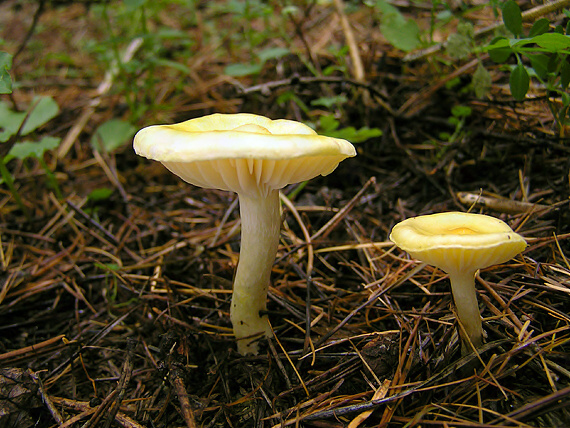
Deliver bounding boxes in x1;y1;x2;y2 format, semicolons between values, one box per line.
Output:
5;136;63;200
442;1;569;135
91;119;136;152
439;105;472;144
369;0;421;52
224;46;290;77
484;1;570;134
87;1;194;120
318;114;382;143
0;96;61;215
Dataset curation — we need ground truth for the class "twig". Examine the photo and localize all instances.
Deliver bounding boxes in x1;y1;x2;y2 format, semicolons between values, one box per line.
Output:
169;366;198;428
30;370;65;425
457;191;553;215
0;334;65;361
310;176;376;241
397;58;480;117
52;395;145;428
280;191;314;277
490;384;570;423
46;307;140;382
66;199;120;244
103;338;137;428
333;0;365;82
81;390;118;428
301;339;508;421
238;76;394;114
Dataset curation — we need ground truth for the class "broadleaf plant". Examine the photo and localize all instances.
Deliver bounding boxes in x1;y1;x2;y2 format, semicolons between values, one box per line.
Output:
0;96;63;212
484;0;570;134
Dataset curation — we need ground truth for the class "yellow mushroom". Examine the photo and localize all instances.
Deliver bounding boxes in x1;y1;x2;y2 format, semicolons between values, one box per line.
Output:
134;113;356;355
389;212;526;354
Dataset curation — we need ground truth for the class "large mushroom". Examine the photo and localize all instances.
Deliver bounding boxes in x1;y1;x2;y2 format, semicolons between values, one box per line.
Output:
389;212;526;354
134;113;356;354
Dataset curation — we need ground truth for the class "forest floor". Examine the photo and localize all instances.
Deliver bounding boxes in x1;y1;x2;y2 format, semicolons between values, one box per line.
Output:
0;0;569;427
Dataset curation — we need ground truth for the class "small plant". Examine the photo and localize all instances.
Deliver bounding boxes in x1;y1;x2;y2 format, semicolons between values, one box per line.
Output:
224;46;290;77
439;104;472;143
484;1;570;134
367;0;421;52
86;1;194;120
0;96;62;214
91;119;136;152
317;114;382;143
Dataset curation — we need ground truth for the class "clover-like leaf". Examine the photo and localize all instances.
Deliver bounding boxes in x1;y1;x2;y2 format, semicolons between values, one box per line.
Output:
510;64;530;100
91;119;136;152
472;63;492;99
502;0;523;37
6;136;61;161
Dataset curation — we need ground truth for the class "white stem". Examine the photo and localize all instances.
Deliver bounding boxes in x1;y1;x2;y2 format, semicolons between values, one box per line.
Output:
230;190;281;355
448;270;483;354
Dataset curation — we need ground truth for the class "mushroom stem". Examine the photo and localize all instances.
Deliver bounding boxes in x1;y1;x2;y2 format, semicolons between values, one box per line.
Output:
230;189;281;355
448;270;483;354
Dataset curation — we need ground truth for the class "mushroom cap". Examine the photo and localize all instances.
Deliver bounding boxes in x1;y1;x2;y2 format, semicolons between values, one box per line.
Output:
134;113;356;197
389;212;526;275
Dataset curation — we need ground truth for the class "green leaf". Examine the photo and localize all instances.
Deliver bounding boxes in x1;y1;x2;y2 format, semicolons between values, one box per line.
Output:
124;0;148;10
256;47;290;63
0;96;59;142
155;28;189;40
88;187;114;203
560;59;570;89
281;5;299;15
448;116;460;126
529;18;550;37
487;37;512;63
324;126;382;143
502;0;522;36
472;63;492;98
319;115;382;143
91;119;136;152
0;52;13;95
451;105;472;118
509;64;530;100
318;115;340;133
446;32;472;60
311;95;348;108
531;33;570;52
527;54;550;79
457;22;474;38
0;102;24;142
223;62;263;77
376;0;420;52
151;58;191;74
94;262;120;272
6;136;61;161
381;19;420;52
21;97;59;136
276;91;310;114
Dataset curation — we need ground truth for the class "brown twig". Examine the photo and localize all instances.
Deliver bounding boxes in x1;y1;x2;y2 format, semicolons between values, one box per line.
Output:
169;366;198;428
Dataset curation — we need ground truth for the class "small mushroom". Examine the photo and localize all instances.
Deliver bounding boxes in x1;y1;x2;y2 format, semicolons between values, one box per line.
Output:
389;212;526;354
134;113;356;354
